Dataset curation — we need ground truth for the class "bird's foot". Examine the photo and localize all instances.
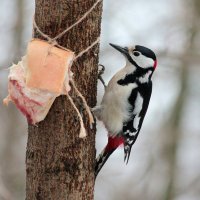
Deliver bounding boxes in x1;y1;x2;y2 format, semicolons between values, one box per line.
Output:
98;64;106;89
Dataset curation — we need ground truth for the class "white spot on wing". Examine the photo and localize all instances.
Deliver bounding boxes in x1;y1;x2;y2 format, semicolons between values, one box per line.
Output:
127;138;133;144
132;93;143;132
129;131;137;136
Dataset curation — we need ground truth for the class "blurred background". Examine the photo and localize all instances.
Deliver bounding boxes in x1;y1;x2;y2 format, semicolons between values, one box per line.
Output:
0;0;200;199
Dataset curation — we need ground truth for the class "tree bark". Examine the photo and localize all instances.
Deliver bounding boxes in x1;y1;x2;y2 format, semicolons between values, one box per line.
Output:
26;1;102;199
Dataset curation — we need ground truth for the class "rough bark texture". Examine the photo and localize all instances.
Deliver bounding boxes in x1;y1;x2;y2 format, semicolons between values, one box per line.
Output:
26;0;102;199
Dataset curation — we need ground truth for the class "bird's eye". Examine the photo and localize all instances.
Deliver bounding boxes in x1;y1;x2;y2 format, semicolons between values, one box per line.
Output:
133;51;140;56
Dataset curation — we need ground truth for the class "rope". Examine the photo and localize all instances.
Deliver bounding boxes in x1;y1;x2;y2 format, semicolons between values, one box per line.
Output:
74;37;100;60
33;0;102;51
52;0;102;41
33;0;102;137
70;80;94;127
66;94;87;138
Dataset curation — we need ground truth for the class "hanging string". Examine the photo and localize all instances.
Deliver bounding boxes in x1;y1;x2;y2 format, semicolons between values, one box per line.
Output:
70;79;94;126
66;94;87;138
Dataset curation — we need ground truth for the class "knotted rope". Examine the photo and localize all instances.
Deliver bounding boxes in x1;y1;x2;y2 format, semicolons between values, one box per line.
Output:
32;0;102;137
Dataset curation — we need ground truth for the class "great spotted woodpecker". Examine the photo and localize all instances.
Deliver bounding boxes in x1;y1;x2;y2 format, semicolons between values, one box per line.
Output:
93;43;157;177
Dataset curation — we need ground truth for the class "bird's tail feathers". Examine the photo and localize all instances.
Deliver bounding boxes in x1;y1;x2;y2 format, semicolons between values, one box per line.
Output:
124;143;133;164
95;136;124;178
95;147;116;178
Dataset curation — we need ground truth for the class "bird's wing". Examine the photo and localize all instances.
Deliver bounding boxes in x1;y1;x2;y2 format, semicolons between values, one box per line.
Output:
122;81;152;163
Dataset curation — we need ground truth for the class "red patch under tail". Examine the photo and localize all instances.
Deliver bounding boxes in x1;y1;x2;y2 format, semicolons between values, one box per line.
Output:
105;136;124;152
95;135;124;177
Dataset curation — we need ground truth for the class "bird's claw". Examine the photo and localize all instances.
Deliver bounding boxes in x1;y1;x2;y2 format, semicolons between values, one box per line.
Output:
98;64;106;89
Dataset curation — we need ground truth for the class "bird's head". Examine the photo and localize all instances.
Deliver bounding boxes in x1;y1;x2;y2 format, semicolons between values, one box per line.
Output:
109;43;157;70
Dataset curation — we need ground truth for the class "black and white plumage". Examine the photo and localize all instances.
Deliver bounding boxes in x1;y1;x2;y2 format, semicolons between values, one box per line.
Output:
93;43;157;177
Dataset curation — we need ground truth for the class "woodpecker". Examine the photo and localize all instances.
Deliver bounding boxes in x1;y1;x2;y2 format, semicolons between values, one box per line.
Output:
93;43;157;177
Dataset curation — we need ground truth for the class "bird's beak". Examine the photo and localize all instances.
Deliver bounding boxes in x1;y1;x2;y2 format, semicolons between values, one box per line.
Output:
109;43;129;56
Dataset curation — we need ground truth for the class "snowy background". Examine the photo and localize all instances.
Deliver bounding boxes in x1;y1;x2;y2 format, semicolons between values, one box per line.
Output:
0;0;200;200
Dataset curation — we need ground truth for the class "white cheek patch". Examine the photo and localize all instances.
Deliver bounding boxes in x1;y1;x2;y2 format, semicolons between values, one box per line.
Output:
131;54;154;69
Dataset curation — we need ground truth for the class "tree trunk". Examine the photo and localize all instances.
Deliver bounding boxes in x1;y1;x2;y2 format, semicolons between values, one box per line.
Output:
26;1;102;199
